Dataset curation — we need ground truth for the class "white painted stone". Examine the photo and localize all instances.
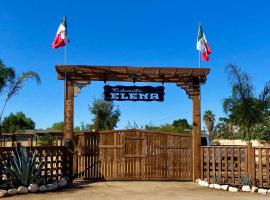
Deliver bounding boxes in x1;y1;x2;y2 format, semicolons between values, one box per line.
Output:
7;189;18;195
17;186;28;194
251;186;258;193
258;188;267;194
268;189;270;193
228;186;238;192
198;180;205;186
203;181;209;187
58;177;68;187
195;179;201;183
28;184;39;193
242;185;251;192
213;184;221;189
39;185;48;192
0;190;7;197
47;182;58;191
209;184;214;188
220;185;229;191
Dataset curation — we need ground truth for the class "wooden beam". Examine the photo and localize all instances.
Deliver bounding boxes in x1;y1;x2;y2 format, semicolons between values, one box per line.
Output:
56;65;210;83
192;94;201;181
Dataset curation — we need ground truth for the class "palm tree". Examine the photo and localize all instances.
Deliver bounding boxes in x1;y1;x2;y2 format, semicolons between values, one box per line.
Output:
0;70;41;134
223;64;270;142
0;59;15;93
203;110;215;137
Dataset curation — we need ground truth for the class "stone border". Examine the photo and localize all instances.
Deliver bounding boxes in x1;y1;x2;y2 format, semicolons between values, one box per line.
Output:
0;177;68;198
196;179;269;195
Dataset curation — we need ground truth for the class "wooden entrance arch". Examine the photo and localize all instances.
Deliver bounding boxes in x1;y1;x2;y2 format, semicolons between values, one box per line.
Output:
55;65;210;180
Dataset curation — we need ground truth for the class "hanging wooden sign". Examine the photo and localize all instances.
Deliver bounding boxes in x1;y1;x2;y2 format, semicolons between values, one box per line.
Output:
104;85;165;102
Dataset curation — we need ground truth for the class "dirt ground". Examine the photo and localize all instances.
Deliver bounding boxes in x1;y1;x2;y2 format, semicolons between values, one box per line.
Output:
6;181;270;200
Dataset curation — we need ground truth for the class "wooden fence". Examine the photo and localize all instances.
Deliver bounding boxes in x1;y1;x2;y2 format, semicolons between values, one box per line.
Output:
201;145;270;188
0;146;73;182
74;130;193;181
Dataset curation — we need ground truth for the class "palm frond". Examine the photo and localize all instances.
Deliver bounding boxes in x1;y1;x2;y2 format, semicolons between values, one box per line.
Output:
6;71;41;102
259;81;270;101
223;97;237;114
0;62;15;93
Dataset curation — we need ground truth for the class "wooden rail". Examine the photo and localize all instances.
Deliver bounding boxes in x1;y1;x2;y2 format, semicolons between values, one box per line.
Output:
201;145;270;187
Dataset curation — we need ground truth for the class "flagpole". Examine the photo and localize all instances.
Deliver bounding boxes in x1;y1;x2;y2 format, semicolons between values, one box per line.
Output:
64;45;67;64
198;51;201;68
198;21;201;68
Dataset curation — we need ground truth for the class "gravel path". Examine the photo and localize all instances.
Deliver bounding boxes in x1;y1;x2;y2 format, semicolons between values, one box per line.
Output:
7;181;269;200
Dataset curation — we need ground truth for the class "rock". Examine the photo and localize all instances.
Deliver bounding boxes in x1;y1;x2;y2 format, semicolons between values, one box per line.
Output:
0;190;7;197
203;181;209;187
47;182;58;191
199;180;209;187
213;184;221;189
39;185;48;192
8;188;18;195
17;186;28;194
195;178;201;183
58;177;68;187
198;180;205;186
220;185;229;191
28;184;39;193
258;188;267;194
251;186;258;193
209;184;214;188
242;185;251;192
228;186;238;192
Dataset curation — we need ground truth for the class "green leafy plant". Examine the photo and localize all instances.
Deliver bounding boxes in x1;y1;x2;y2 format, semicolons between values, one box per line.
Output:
211;175;224;184
0;147;48;187
240;176;254;186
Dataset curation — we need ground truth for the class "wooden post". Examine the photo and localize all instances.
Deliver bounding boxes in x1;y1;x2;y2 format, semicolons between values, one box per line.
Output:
192;94;201;181
64;79;74;146
247;143;255;179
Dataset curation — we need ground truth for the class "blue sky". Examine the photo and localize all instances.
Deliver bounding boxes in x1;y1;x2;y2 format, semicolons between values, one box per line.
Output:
0;0;270;130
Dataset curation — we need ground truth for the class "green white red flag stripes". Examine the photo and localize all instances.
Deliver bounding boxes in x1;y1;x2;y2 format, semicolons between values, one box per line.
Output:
196;25;211;62
51;16;69;49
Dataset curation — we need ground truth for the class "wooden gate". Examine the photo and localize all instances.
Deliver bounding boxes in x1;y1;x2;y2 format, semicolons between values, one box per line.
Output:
75;130;192;181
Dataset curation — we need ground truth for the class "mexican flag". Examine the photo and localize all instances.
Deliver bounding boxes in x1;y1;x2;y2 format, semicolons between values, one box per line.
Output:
51;16;69;49
196;25;211;61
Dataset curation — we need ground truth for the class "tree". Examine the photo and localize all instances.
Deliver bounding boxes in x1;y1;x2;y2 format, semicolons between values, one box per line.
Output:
89;98;120;131
203;110;215;137
172;118;192;132
49;121;64;131
214;117;235;139
1;112;35;133
223;64;270;141
145;118;192;133
79;122;92;131
0;60;41;134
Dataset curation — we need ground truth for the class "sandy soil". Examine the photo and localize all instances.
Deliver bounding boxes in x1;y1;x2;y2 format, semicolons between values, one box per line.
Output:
6;181;269;200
